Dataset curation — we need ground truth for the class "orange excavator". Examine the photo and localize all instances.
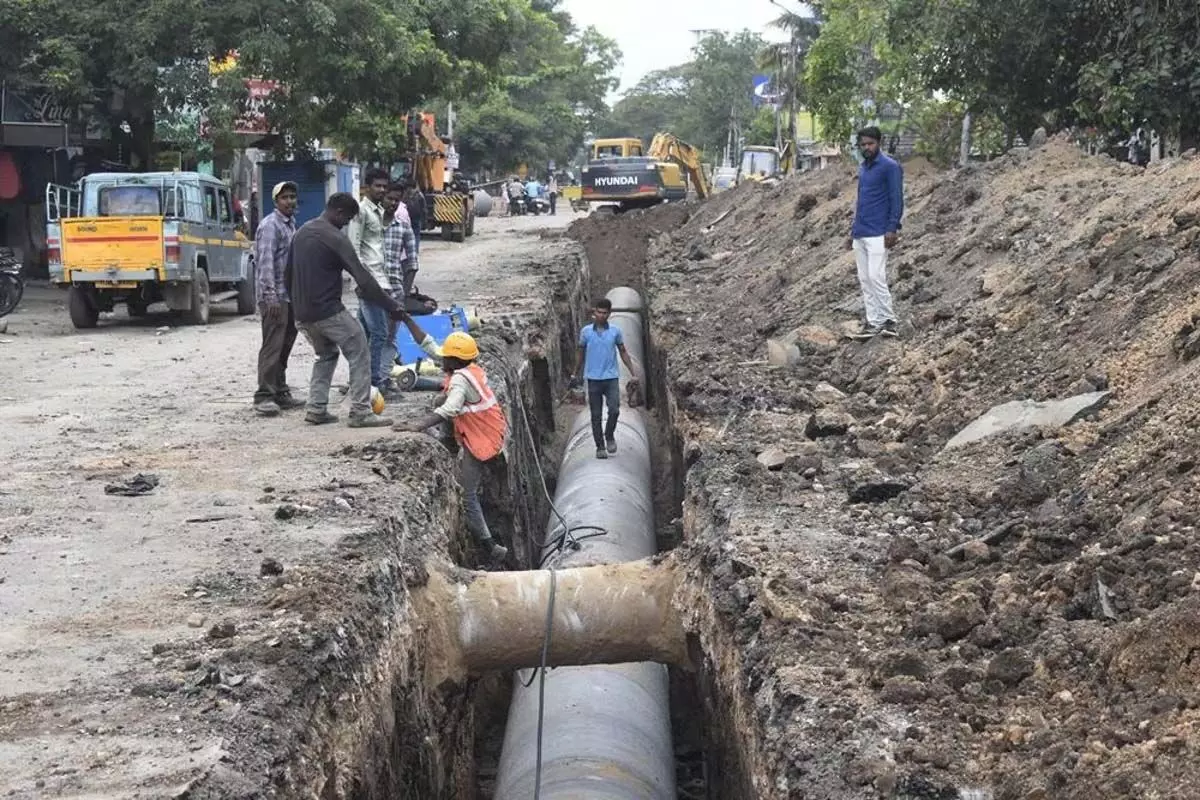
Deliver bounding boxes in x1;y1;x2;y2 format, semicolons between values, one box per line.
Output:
396;112;475;242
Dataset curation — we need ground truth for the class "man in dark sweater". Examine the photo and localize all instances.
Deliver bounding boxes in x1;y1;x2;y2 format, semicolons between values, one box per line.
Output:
284;193;403;428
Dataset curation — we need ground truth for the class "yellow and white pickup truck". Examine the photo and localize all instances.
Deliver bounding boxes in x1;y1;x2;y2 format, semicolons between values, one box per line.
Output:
46;172;254;329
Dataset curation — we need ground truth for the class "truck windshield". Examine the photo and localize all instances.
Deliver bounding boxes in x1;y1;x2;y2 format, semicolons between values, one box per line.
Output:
741;151;778;177
98;185;162;217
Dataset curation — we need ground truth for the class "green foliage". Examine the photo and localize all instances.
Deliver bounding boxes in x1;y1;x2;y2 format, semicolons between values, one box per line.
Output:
597;30;767;159
745;108;778;147
803;0;908;147
599;67;691;147
0;0;559;164
451;10;621;175
1073;1;1200;137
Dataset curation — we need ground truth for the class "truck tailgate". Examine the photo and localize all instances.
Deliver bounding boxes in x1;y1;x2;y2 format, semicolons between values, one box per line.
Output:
61;217;164;272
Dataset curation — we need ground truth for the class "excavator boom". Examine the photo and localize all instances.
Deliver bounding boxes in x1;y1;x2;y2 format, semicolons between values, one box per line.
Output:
647;132;711;199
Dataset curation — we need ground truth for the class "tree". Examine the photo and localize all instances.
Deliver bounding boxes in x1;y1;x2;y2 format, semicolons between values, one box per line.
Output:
759;8;822;147
595;30;766;159
1074;1;1200;143
0;0;547;164
599;66;692;146
451;7;621;175
887;0;1110;143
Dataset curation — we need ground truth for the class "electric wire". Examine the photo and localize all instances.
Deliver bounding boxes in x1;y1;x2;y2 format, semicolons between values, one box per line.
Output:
511;374;608;566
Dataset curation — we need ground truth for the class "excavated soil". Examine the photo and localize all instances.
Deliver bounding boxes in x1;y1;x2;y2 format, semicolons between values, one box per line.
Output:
572;139;1200;799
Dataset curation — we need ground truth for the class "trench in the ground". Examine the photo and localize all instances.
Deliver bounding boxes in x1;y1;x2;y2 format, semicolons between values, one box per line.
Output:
467;275;714;800
310;240;754;800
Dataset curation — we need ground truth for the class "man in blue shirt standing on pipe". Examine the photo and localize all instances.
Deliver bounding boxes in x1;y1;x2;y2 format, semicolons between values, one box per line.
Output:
570;297;639;460
847;126;904;340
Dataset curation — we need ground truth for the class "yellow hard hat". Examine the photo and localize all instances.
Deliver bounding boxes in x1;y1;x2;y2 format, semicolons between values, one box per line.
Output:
442;331;479;361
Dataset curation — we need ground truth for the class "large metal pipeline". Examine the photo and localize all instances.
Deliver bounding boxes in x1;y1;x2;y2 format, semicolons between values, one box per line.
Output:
493;287;676;799
433;558;685;674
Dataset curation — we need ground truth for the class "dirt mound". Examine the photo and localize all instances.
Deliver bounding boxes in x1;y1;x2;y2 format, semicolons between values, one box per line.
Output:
578;139;1200;797
568;204;691;295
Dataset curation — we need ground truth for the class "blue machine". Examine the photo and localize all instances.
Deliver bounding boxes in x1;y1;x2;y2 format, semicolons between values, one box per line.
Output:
394;305;470;365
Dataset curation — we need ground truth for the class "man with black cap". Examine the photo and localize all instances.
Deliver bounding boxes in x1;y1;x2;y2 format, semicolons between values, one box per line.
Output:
253;181;302;416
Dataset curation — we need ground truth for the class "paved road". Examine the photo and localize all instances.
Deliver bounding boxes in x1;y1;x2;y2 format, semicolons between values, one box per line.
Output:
0;210;574;797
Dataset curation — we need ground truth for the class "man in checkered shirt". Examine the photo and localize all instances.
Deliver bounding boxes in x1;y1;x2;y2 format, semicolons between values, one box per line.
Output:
378;183;419;396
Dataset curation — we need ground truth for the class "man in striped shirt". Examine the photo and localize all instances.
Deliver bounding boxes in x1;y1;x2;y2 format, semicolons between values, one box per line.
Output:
253;181;302;416
378;184;418;396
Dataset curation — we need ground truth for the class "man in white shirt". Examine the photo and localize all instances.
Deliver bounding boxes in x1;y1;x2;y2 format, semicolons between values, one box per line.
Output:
349;168;394;391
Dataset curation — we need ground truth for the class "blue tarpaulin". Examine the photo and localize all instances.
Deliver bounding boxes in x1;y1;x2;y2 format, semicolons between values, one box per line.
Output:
393;305;470;365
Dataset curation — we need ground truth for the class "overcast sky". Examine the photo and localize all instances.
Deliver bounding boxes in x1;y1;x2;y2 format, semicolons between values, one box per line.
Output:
561;0;797;98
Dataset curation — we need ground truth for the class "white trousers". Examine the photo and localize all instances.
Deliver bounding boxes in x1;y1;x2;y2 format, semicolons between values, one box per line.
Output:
853;236;896;327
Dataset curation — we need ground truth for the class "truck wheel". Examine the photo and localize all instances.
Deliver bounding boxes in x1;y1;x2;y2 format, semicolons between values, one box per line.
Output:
466;208;476;237
236;260;256;315
185;270;210;325
68;286;99;329
444;223;465;243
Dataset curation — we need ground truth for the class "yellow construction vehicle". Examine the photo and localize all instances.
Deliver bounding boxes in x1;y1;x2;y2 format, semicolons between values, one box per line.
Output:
579;133;707;211
395;112;475;242
739;145;783;183
647;132;711;199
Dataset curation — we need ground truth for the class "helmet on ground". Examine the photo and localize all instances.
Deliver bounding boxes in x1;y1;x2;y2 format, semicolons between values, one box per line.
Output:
442;331;479;361
370;385;386;415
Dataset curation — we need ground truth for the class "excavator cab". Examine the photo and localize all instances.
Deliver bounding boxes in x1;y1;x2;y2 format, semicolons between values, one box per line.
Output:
580;133;708;211
739;146;781;182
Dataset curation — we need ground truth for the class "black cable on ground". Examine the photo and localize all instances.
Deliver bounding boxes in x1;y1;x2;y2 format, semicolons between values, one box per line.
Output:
510;372;608;565
518;566;555;800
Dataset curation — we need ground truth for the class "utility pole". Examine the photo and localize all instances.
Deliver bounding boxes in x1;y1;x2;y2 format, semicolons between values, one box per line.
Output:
787;35;798;170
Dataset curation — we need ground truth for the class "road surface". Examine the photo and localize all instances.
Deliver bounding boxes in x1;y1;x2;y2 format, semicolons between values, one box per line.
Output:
0;210;574;797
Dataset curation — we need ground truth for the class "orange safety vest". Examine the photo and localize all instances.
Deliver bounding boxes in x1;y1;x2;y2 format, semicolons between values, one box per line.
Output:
442;363;507;461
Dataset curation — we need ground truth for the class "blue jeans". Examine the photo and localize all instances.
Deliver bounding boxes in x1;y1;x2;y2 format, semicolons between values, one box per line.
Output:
587;378;620;448
357;299;391;387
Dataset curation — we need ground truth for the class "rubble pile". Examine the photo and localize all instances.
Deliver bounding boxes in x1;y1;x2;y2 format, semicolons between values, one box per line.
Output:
575;138;1200;797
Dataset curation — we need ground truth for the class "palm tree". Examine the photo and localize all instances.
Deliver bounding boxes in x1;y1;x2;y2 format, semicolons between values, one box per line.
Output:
758;7;822;155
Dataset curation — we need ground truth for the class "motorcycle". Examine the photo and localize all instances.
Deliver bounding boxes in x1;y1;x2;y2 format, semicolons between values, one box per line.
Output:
0;247;23;318
524;195;550;216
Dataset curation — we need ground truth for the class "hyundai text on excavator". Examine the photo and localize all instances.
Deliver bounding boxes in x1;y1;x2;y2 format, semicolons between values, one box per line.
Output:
394;112;475;242
579;133;710;211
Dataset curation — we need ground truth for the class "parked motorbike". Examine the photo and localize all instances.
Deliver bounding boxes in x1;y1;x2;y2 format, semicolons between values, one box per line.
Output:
0;247;23;318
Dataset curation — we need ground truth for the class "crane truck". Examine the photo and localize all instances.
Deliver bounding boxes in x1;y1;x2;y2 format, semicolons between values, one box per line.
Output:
395;112;475;242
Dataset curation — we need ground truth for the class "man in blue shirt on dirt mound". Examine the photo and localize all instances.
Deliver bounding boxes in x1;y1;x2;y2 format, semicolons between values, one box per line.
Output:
847;125;905;340
571;297;640;460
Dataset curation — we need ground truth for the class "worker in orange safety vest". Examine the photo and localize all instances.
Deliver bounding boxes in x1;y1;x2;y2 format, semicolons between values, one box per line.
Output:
394;310;509;564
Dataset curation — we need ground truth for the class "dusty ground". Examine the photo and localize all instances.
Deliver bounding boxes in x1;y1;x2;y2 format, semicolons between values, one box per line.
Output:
0;210;578;798
573;140;1200;799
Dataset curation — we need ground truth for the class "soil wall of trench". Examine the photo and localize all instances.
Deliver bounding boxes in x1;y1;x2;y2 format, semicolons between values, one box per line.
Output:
186;243;590;799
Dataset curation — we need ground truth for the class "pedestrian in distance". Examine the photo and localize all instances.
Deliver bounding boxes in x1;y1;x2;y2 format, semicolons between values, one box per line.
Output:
570;297;640;460
349;167;395;392
846;125;904;340
284;193;406;428
394;312;509;564
403;179;425;255
547;173;559;215
252;181;304;417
